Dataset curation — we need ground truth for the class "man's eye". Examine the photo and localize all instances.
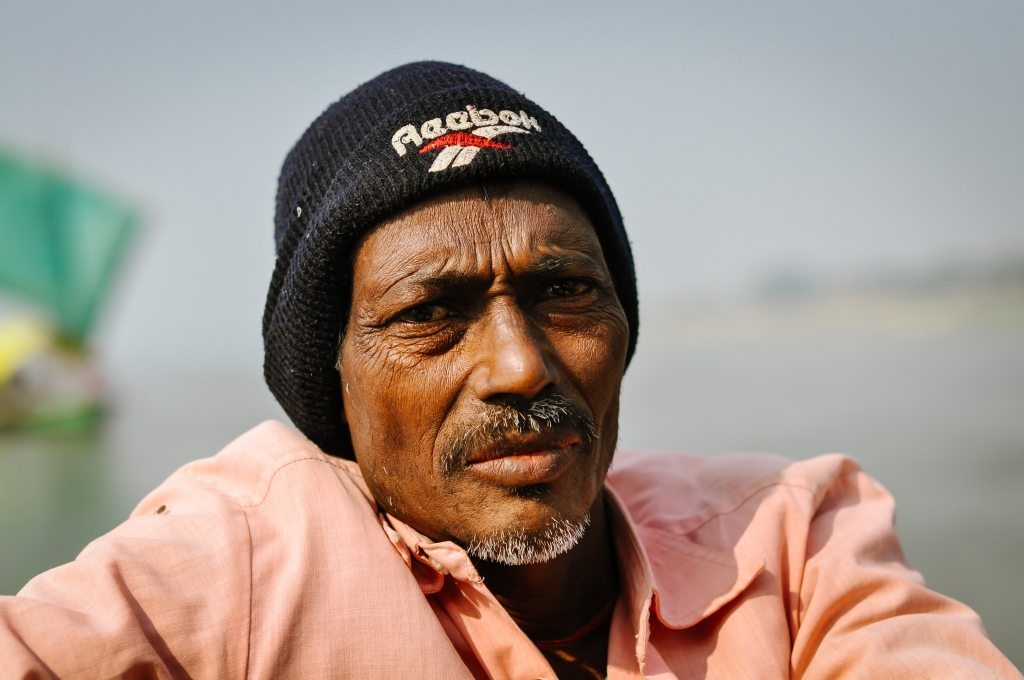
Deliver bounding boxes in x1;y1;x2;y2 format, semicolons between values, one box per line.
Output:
398;303;454;323
542;279;593;299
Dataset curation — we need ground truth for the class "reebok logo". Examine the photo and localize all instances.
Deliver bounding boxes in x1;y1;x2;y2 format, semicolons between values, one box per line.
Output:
391;105;541;172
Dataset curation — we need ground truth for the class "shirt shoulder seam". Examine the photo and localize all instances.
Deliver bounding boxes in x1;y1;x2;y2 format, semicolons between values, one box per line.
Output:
237;455;349;508
241;501;255;679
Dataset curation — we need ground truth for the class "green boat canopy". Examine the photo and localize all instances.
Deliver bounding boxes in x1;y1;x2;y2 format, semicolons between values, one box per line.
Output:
0;151;137;342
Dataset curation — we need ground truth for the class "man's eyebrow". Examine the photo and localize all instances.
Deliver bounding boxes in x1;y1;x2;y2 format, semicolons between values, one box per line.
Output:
526;252;605;275
530;254;575;273
391;270;487;296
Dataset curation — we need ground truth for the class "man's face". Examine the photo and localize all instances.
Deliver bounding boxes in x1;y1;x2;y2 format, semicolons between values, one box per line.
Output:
340;181;629;565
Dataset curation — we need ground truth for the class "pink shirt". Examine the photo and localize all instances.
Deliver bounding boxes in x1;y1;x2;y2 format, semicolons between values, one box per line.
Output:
1;420;1018;678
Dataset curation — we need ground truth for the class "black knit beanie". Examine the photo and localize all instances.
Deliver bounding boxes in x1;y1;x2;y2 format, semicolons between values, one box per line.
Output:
264;61;638;458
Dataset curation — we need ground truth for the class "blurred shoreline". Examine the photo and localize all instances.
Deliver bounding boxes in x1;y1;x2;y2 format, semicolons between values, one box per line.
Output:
645;254;1024;340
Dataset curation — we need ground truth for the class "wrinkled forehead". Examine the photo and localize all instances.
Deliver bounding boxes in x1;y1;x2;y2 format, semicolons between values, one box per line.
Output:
351;180;610;289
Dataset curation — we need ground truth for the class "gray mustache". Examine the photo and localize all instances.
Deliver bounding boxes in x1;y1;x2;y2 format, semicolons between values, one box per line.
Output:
442;393;598;476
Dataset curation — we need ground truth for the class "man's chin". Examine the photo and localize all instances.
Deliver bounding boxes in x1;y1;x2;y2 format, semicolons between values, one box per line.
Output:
463;513;592;566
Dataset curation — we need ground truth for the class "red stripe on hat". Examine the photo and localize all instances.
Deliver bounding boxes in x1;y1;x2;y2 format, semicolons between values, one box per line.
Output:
419;132;513;154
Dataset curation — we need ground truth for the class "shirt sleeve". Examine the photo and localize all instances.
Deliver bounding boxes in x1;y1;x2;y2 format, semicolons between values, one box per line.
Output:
791;465;1021;679
0;484;252;679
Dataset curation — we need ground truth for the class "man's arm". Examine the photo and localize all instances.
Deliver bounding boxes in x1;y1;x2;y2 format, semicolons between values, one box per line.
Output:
0;489;252;678
792;466;1020;678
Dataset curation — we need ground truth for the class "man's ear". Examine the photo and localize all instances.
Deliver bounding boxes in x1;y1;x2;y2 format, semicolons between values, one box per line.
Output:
337;361;348;424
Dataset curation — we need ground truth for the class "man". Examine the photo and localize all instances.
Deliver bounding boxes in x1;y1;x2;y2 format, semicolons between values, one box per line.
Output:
1;62;1018;678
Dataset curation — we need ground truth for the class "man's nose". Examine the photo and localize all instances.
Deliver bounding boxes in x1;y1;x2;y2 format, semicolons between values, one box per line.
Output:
472;302;556;402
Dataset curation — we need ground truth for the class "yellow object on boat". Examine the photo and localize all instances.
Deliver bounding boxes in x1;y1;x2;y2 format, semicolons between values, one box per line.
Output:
0;317;52;388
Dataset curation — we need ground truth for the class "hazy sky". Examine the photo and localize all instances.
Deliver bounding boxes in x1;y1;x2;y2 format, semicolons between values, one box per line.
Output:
1;0;1021;371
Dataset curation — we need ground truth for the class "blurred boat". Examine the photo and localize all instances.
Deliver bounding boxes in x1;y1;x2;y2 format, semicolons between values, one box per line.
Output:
0;150;137;430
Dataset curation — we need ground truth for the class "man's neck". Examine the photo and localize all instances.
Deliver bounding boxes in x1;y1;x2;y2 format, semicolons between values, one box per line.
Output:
474;491;619;642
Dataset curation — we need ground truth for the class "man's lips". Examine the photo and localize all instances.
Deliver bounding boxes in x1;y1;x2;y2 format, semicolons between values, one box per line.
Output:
465;432;582;486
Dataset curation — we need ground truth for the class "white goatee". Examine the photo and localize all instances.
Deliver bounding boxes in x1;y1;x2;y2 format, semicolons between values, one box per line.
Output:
465;514;591;566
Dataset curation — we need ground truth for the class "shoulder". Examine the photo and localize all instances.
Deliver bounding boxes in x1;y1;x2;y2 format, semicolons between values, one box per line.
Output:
132;419;371;516
121;419;382;589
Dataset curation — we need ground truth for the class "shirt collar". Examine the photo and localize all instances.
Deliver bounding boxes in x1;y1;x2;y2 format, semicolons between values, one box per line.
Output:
336;458;482;593
604;483;765;659
381;511;483;592
371;471;764;649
